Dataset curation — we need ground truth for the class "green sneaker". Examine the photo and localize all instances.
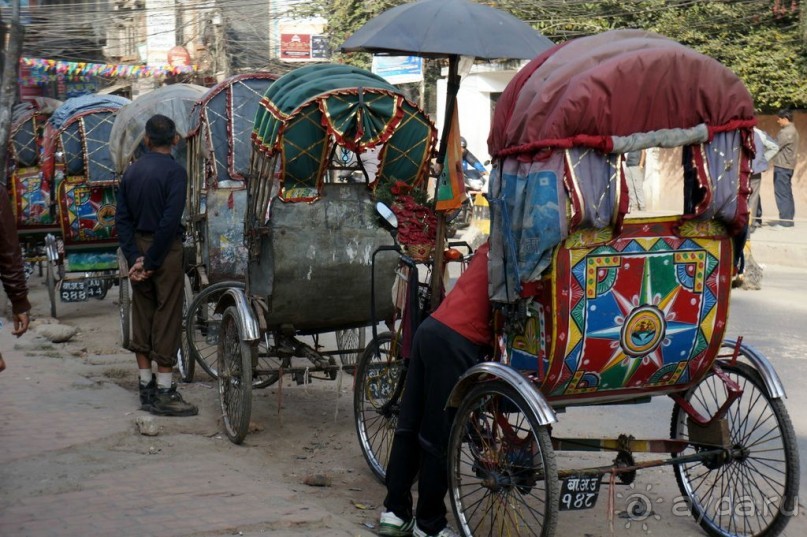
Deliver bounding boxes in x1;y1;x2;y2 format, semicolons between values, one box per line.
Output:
148;384;198;417
379;511;415;537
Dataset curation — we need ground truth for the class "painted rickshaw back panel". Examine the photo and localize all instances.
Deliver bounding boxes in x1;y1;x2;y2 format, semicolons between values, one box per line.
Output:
508;218;733;405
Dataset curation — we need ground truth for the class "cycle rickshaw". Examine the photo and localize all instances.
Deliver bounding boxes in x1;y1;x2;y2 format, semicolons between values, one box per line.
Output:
181;72;278;383
356;30;799;537
209;63;437;444
7;97;62;275
38;94;130;318
107;82;207;351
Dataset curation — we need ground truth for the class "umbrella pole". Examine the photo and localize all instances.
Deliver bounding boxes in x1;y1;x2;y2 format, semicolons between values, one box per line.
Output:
429;55;461;311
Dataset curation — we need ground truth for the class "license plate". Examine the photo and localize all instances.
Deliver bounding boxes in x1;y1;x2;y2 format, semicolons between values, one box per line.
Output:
205;322;220;344
559;475;601;511
60;279;105;302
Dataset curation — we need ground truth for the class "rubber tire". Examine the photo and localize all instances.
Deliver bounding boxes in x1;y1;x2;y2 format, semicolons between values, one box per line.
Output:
670;362;799;537
118;274;131;350
353;332;404;484
218;306;254;444
177;275;195;382
46;259;57;319
448;380;559;537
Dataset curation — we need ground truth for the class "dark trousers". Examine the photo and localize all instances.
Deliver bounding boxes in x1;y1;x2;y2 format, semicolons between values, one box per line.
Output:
748;173;762;227
384;317;488;534
773;166;795;226
131;235;184;367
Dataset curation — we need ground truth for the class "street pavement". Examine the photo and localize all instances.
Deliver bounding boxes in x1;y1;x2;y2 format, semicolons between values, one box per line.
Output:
747;222;807;268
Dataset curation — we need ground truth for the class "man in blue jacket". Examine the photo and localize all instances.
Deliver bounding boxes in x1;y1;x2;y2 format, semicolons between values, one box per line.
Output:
116;114;197;416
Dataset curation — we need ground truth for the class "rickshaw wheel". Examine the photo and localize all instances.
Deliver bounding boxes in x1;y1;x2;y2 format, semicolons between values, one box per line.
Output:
117;249;131;349
46;259;57;319
448;381;559;537
177;275;194;382
118;274;130;349
353;332;403;484
185;280;281;388
185;281;244;380
671;362;799;537
218;306;254;444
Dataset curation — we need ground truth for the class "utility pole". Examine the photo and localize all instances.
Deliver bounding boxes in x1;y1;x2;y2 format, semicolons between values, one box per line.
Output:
0;0;24;187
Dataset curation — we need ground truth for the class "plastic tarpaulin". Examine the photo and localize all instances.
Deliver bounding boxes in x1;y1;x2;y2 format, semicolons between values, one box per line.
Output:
109;83;207;173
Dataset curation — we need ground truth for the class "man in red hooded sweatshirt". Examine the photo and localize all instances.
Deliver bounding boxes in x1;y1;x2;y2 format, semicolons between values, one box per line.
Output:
380;242;491;537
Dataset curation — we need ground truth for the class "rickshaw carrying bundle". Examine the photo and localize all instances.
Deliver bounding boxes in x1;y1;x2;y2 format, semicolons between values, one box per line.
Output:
486;30;756;403
40;95;131;259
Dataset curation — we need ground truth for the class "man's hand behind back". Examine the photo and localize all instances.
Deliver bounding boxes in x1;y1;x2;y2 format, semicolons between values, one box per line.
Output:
12;311;29;337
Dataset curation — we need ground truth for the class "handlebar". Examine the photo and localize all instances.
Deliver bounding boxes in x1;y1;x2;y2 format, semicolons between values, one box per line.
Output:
369;242;476;359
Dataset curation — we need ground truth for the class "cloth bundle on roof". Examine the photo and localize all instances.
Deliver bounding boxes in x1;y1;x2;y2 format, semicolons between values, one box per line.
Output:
486;30;756;303
251;63;435;202
109;83;208;173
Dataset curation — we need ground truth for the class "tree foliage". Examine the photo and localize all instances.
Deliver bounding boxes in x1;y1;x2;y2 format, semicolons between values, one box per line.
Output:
291;0;807;111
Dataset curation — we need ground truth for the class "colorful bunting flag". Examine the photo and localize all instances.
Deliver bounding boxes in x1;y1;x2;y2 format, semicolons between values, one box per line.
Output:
19;57;197;83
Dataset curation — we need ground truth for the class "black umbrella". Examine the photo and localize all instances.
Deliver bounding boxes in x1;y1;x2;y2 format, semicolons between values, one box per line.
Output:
341;0;553;60
342;0;553;157
341;0;554;306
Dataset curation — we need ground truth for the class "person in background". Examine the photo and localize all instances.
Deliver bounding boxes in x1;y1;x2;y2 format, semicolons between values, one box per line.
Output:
770;109;799;228
749;127;778;232
460;137;487;176
116;114;197;416
0;183;31;373
379;243;491;537
625;150;646;211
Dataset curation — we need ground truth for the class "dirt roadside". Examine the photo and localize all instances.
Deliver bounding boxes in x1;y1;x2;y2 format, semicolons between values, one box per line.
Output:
0;273;386;536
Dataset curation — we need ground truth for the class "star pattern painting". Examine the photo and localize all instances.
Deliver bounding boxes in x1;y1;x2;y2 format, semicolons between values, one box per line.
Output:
12;167;55;228
58;179;118;245
507;218;733;404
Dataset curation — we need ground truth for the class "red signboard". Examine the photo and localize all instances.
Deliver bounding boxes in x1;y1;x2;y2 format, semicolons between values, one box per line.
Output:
280;33;312;60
